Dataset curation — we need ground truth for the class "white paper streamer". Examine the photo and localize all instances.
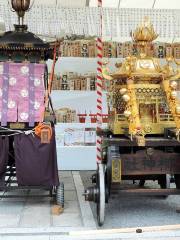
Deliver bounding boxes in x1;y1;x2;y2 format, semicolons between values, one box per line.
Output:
0;3;179;38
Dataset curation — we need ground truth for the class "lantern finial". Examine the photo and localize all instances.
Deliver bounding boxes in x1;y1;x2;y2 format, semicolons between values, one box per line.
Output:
11;0;31;25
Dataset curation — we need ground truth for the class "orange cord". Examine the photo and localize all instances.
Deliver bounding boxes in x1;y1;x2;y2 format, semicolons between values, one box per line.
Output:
35;123;53;143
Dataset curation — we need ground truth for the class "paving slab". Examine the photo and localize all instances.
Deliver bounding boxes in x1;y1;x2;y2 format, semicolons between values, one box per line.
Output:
2;225;180;240
0;236;50;240
0;171;87;231
72;172;96;229
0;227;83;235
52;213;82;227
63;182;75;191
19;205;51;228
0;214;21;228
64;190;77;201
5;171;180;238
0;200;25;228
59;171;72;178
64;201;80;213
60;177;74;185
0;201;25;214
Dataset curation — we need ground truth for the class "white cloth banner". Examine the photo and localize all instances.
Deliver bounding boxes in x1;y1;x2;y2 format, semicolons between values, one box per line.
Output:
0;3;180;38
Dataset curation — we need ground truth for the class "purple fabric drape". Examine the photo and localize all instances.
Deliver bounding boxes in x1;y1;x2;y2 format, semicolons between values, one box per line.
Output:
0;62;45;125
1;63;9;126
0;137;9;188
28;64;35;127
14;129;59;187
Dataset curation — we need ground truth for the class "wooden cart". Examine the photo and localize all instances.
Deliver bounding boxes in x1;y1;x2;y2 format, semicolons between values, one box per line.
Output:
84;130;180;226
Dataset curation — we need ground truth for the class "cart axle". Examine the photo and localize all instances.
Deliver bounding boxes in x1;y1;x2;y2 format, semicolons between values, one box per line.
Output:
111;188;180;196
84;186;98;202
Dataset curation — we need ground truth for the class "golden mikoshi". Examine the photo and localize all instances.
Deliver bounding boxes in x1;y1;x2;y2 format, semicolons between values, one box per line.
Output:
103;17;180;145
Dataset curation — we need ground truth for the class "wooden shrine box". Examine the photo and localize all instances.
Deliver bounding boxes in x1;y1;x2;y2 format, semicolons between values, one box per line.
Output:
55;108;76;123
165;43;173;58
102;42;117;58
81;40;89;57
86;76;91;90
62;41;69;57
69;79;75;90
109;42;117;58
102;42;109;57
173;43;180;59
81;77;87;90
61;74;69;90
51;74;61;90
74;78;81;90
117;42;124;58
71;41;81;57
90;77;96;91
88;40;96;57
123;41;133;57
60;41;65;56
154;42;165;58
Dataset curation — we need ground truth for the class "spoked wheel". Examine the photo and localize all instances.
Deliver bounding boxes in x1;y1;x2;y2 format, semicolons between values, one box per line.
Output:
106;147;112;197
56;182;64;208
96;163;106;226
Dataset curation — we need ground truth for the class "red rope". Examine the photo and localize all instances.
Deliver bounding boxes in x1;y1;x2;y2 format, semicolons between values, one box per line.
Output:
96;0;103;164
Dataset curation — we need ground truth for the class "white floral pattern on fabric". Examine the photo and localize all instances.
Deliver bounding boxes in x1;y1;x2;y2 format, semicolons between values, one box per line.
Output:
8;100;16;109
0;88;2;97
20;89;29;98
21;66;29;75
34;101;40;110
0;65;3;75
34;78;41;87
9;77;17;86
20;112;29;120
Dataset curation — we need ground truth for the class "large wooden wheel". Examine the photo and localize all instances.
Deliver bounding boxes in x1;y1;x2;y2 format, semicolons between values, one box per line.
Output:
159;174;170;189
96;163;106;226
174;174;180;189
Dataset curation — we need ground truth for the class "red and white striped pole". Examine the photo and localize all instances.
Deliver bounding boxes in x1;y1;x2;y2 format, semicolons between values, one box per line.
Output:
96;0;103;164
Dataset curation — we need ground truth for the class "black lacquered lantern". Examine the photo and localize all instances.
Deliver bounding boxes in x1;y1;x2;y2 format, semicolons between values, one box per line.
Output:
0;0;54;63
0;0;58;128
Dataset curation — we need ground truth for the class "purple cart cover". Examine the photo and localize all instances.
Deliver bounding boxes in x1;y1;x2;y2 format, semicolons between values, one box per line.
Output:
0;137;9;188
14;129;59;187
0;62;45;125
0;137;9;176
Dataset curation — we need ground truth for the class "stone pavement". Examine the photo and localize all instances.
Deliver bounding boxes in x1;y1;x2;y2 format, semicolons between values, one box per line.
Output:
0;171;96;233
1;171;180;239
80;171;180;229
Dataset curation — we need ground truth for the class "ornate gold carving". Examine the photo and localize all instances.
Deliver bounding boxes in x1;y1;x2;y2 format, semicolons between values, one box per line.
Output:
10;122;25;129
112;159;121;183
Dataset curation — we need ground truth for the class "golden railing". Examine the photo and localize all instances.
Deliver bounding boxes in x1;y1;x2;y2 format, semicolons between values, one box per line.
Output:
159;114;174;122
